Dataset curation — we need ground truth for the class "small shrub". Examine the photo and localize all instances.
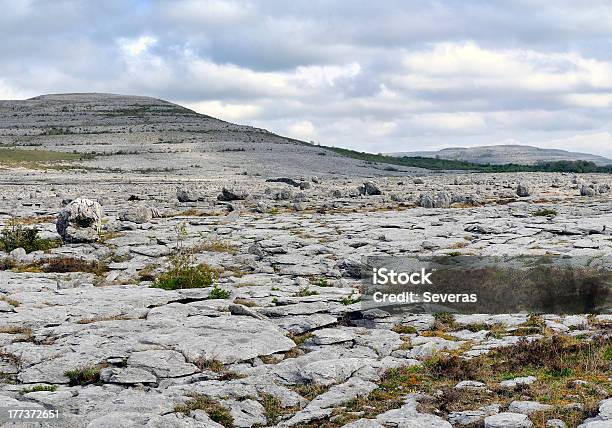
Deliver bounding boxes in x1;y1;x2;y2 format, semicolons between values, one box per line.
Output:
0;258;17;270
296;287;319;297
432;312;457;331
289;332;313;346
0;221;60;253
207;284;231;299
65;365;102;386
193;358;225;372
38;257;108;275
259;393;284;425
138;264;157;281
291;383;330;401
174;395;234;427
340;294;360;305
152;224;221;290
392;324;417;334
532;208;557;217
153;261;218;290
193;239;238;255
0;295;19;307
22;385;57;394
310;277;329;287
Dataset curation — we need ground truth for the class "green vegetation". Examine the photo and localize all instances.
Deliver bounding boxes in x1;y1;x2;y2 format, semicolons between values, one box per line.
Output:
315;334;611;428
259;393;287;425
310;277;329;287
175;395;234;427
152;262;218;290
152;223;221;290
296;287;319;297
391;324;418;334
316;144;612;173
0;221;61;253
0;148;86;165
193;239;238;255
0;296;19;307
207;284;231;299
21;385;58;394
532;208;558;217
65;365;102;386
340;293;360;305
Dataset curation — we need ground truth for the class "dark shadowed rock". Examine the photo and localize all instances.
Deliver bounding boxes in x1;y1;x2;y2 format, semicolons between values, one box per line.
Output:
218;187;249;201
516;182;532;197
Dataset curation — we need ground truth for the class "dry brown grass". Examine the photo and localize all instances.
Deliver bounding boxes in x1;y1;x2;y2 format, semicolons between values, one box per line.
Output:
75;315;131;324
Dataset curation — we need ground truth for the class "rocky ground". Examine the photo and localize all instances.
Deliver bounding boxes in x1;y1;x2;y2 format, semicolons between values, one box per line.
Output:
0;94;610;427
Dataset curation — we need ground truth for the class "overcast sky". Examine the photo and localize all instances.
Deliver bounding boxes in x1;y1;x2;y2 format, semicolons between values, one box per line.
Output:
2;0;612;157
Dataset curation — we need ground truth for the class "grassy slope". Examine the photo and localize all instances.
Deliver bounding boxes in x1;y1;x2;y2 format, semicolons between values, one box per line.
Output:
0;148;83;164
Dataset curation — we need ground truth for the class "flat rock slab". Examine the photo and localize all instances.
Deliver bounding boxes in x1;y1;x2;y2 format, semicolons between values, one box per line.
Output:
138;315;296;364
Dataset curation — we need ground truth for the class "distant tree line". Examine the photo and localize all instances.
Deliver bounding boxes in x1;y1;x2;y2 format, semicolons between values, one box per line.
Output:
318;145;612;173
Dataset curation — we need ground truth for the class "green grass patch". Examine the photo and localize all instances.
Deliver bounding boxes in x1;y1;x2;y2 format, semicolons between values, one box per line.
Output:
207;284;231;299
65;365;102;386
391;324;418;334
152;260;219;290
296;287;319;297
174;395;234;427
0;148;84;165
532;208;558;217
0;221;61;254
340;294;360;305
21;385;57;394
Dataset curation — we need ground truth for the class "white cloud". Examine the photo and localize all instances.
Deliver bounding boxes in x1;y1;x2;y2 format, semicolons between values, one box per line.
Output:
400;42;612;93
410;112;486;133
184;100;261;121
563;93;612;108
118;36;157;57
287;120;316;140
3;2;612;157
0;79;33;99
534;132;612;158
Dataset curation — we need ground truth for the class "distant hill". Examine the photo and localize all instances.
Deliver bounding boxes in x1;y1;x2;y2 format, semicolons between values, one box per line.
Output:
389;145;612;166
0;93;426;177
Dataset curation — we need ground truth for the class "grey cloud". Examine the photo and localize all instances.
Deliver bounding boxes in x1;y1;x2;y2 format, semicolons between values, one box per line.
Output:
1;0;612;157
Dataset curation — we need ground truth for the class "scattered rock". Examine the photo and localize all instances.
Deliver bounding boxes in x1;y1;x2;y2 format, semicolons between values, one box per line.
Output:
56;198;103;243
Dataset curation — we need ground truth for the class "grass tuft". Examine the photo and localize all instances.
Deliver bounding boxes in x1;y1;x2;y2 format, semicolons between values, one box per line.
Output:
174;395;234;427
21;385;57;394
532;208;558;217
65;365;102;386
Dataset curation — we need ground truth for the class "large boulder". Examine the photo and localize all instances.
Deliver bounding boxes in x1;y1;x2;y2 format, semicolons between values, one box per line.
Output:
217;187;249;201
433;191;452;208
580;185;596;196
176;188;206;202
418;194;434;208
119;205;156;224
418;192;451;208
516;182;532;197
56;198;102;243
358;181;382;196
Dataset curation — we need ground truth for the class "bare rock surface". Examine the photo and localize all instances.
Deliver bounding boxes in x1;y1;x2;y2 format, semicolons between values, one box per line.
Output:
0;94;610;427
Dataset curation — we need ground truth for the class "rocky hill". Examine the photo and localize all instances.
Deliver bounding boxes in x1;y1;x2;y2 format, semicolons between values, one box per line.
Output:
390;144;612;166
0;93;422;178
